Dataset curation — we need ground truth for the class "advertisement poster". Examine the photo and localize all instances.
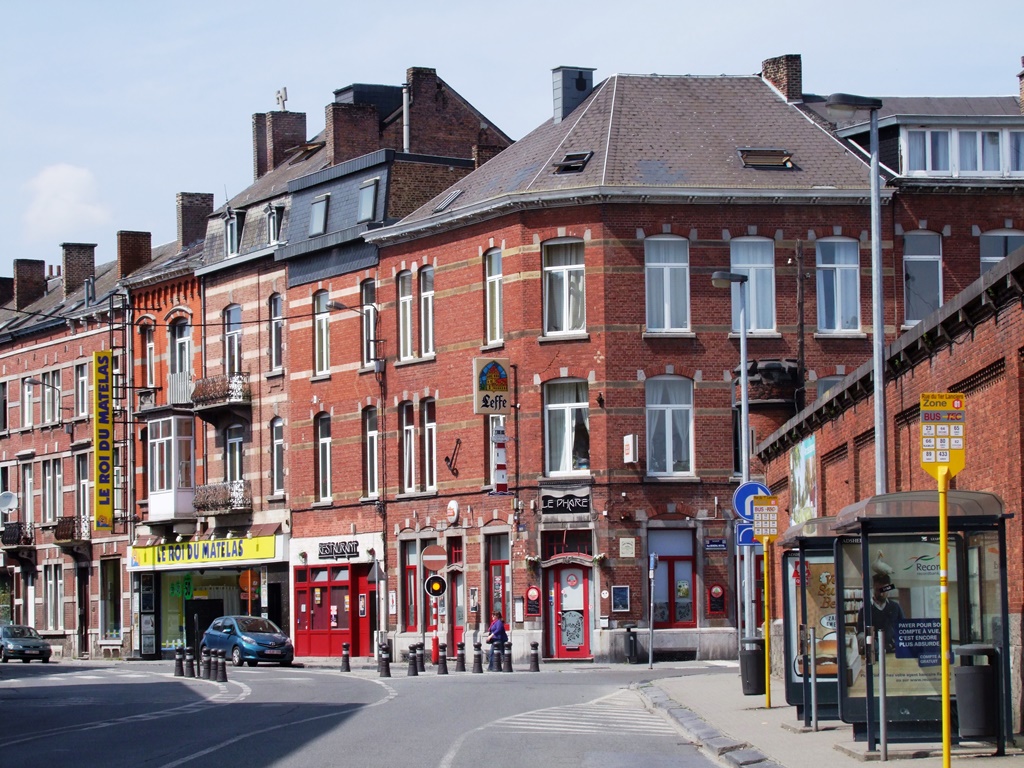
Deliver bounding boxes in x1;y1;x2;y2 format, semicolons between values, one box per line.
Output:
786;554;840;683
789;436;818;525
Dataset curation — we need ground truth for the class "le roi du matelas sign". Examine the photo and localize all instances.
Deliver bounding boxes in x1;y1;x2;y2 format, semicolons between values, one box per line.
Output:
473;358;512;416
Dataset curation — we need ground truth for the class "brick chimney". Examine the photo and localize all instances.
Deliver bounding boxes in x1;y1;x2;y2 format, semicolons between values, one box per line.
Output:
325;102;380;166
552;67;596;124
13;259;47;310
177;192;214;248
0;277;13;307
473;144;504;169
252;111;307;180
117;231;152;279
762;54;803;102
1018;56;1024;116
61;243;96;300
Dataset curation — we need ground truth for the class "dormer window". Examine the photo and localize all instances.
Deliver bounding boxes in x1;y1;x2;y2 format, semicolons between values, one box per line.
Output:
908;129;950;173
225;210;245;257
309;194;329;237
553;151;593;174
358;180;378;223
904;126;1024;177
267;204;285;244
737;147;794;169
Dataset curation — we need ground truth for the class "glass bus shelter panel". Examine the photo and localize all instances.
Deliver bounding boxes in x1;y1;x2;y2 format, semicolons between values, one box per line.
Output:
965;529;1003;647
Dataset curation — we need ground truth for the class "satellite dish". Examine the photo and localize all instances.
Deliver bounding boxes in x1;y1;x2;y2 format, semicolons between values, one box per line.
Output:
0;491;17;513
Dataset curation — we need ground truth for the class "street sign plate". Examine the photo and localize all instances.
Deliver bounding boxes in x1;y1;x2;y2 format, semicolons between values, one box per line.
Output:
733;482;770;522
424;575;447;597
920;392;966;480
752;495;779;538
737;522;756;547
421;545;447;572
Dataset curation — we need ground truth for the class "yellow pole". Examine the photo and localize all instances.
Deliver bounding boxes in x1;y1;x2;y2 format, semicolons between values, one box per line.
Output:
763;536;772;709
938;466;951;768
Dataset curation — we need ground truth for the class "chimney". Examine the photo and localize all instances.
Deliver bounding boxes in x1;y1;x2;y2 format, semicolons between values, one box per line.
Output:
762;54;803;102
0;278;12;307
177;192;214;248
13;259;47;310
61;243;96;300
252;111;307;180
324;102;380;166
473;144;504;169
552;67;596;124
117;231;152;279
1018;56;1024;116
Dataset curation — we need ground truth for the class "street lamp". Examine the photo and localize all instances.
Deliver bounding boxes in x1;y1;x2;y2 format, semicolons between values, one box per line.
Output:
826;93;887;494
711;270;755;639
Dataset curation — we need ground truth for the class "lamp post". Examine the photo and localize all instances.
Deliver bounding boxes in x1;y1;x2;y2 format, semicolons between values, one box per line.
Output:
826;93;887;494
711;271;754;638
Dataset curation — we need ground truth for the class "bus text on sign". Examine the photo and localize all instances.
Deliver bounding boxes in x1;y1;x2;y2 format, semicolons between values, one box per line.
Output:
919;392;966;480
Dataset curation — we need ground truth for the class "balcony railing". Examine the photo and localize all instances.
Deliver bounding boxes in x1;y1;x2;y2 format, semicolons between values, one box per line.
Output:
191;372;251;409
168;371;194;406
54;515;91;544
193;480;253;515
1;521;34;547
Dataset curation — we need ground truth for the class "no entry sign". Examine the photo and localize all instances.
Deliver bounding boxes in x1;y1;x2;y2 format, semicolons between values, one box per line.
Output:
421;545;447;572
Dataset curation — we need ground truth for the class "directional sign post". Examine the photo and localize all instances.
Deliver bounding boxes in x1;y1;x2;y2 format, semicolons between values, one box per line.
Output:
753;495;778;709
421;545;447;572
920;392;966;768
733;482;769;655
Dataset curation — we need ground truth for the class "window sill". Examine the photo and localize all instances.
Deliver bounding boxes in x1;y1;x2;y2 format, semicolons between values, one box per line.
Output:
70;437;93;450
540;474;594;486
310;373;331;383
538;332;590;344
813;332;867;340
265;494;286;503
395;490;438;500
38;521;57;530
265;370;284;380
726;331;782;340
480;341;505;352
644;475;700;483
393;354;435;368
643;331;696;340
311;500;333;509
359;496;380;504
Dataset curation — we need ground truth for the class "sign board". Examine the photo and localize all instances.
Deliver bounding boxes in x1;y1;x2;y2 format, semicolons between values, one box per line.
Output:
752;495;779;538
92;350;115;531
733;481;770;522
919;392;966;480
424;575;447;597
704;538;728;552
472;357;512;415
421;545;447;572
737;522;755;547
238;569;260;592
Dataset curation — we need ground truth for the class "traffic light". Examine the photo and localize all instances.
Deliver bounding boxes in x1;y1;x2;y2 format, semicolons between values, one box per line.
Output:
424;575;447;597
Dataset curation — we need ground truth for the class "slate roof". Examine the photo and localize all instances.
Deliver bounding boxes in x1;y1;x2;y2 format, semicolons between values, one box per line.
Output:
803;94;1023;129
372;73;882;243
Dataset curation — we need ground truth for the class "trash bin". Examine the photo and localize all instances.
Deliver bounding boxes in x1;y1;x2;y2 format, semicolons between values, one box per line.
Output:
954;644;999;739
740;636;766;696
623;624;638;664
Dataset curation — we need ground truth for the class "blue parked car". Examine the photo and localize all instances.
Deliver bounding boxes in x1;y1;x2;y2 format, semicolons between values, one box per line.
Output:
200;616;294;667
1;625;53;663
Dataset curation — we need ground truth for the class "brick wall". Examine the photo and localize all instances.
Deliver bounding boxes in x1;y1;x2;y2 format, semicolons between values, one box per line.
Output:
176;192;214;249
13;258;46;309
116;230;152;280
61;243;95;299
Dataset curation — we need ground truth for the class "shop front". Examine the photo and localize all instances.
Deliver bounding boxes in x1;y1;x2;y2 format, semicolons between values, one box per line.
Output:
128;525;288;659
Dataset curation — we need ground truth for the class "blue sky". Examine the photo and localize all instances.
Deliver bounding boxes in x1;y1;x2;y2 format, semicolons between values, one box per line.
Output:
1;1;1020;277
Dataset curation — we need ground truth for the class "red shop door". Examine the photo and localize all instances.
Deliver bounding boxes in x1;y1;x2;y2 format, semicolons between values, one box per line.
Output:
294;587;311;656
549;565;590;659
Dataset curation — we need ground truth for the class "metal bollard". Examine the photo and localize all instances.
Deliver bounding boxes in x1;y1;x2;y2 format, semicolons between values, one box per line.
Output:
491;642;503;672
216;649;228;683
529;641;540;672
407;645;419;676
200;647;211;679
173;646;184;677
379;643;391;678
437;643;449;675
416;643;425;673
503;641;513;673
455;641;466;672
472;642;484;673
341;642;351;673
184;646;196;678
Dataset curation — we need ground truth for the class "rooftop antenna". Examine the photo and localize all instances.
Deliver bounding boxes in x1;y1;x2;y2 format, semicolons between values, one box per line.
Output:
275;87;288;111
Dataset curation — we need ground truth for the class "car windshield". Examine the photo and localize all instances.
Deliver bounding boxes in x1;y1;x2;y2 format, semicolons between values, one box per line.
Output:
237;618;280;634
4;626;40;639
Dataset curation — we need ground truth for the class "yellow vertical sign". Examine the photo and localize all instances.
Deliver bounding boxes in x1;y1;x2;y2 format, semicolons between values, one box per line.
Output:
919;392;966;479
93;350;114;531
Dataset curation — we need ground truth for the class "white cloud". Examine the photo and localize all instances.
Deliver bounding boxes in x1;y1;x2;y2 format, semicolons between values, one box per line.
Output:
23;164;111;243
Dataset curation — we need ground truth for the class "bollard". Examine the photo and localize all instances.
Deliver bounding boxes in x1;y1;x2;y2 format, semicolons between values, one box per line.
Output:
472;642;484;673
416;643;425;673
503;641;513;673
407;645;419;676
341;642;351;673
201;647;211;679
173;646;184;677
491;642;503;672
529;641;540;672
216;649;228;683
184;646;196;678
455;641;466;672
437;643;449;675
379;643;391;678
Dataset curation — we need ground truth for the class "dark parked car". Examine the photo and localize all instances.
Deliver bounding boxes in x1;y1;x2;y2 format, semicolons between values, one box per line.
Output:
200;616;294;667
1;625;53;663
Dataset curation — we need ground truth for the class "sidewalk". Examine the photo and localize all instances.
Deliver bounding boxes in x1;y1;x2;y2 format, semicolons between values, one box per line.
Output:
645;665;1022;767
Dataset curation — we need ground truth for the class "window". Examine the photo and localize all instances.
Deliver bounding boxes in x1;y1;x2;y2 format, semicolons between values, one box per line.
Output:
485;534;511;620
271;418;284;495
315;413;331;501
400;401;415;492
267;204;285;244
142;326;155;388
650;529;696;628
903;232;942;324
1012;132;1024;172
730;238;775;332
309;194;329;237
358;180;378;223
958;131;1001;173
907;129;950;173
100;559;121;640
226;424;244;483
74;363;87;417
21;378;33;428
980;230;1024;273
225;210;245;257
148;416;194;493
402;540;419;631
313;291;330;375
485;248;503;344
364;407;379;498
815;376;845;401
44;564;63;631
177;419;194;489
20;463;34;525
486;414;507;486
269;294;284;370
543;239;586;335
42;458;61;523
360;280;377;367
544;379;590;474
816;238;860;332
553;151;593;174
41;370;60;424
170;320;191;375
645;377;694;476
645;236;690;332
76;454;89;518
420;267;435;356
422;399;436;491
0;382;7;431
223;305;242;375
397;271;413;360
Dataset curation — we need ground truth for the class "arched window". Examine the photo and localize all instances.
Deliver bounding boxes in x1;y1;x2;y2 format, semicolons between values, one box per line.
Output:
645;376;694;476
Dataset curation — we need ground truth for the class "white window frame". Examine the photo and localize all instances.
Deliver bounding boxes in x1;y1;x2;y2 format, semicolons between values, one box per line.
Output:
224;305;242;375
21;378;33;428
358;180;378;223
76;453;89;519
226;424;244;483
903;231;943;325
41;370;61;425
361;280;377;367
487;414;507;486
170;320;191;375
267;204;284;245
148;416;194;493
542;239;586;336
225;211;244;257
645;235;690;332
906;128;950;174
1012;131;1024;173
309;194;329;237
271;418;284;495
980;229;1024;274
315;413;331;501
400;401;416;492
422;399;436;491
74;364;88;417
364;407;379;498
645;376;695;477
815;237;861;333
398;271;413;361
269;294;284;370
142;326;155;388
42;457;61;523
44;563;63;631
730;237;776;333
21;463;34;525
544;379;590;475
420;266;435;356
313;291;330;375
957;130;1002;174
485;248;503;344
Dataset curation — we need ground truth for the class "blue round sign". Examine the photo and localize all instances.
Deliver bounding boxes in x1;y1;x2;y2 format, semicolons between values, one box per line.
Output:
732;481;770;522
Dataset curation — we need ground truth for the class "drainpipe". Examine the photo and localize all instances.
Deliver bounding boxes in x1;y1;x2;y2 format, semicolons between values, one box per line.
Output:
795;240;806;412
402;83;411;153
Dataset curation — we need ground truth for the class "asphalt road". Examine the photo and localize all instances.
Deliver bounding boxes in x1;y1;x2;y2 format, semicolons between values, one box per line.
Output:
0;660;728;768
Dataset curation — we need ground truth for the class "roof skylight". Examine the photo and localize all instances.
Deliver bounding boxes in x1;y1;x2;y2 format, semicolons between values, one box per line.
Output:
553;151;594;174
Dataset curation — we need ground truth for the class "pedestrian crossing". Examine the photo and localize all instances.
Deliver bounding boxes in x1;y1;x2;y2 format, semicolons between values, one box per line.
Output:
491;689;677;735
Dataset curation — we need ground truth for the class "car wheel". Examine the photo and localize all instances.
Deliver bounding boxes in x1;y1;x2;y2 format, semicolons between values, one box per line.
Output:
231;645;243;667
1;651;7;663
